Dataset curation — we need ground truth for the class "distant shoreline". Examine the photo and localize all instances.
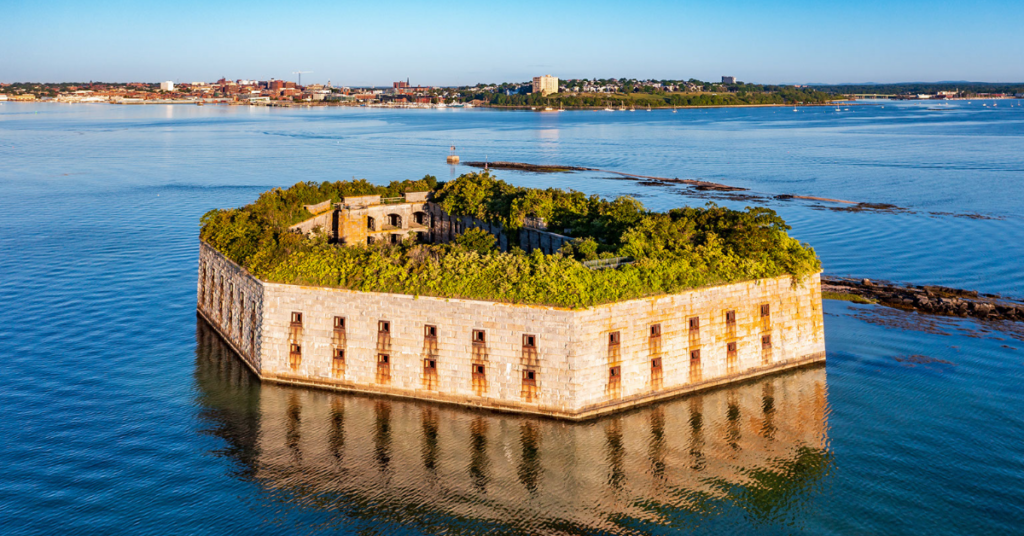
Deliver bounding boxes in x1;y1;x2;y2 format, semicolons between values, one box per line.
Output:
2;100;860;110
11;97;1021;110
480;102;855;111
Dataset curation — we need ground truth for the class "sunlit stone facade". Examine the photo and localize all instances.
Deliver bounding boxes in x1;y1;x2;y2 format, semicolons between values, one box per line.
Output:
197;240;825;419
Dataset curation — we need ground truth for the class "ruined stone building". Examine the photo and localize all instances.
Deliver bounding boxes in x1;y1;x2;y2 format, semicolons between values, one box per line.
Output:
287;191;574;254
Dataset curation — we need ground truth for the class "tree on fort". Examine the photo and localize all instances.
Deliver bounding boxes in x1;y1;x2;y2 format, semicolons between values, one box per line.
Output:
456;228;497;255
200;172;820;308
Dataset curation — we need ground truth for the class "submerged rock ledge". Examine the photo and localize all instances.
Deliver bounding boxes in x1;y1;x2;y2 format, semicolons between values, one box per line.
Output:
462;161;595;173
822;275;1024;322
463;161;746;191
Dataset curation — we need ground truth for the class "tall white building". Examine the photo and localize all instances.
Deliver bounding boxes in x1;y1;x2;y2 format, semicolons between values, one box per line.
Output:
159;81;175;91
532;75;558;96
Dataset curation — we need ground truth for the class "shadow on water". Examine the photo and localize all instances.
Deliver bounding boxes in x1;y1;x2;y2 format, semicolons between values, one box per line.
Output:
193;320;833;535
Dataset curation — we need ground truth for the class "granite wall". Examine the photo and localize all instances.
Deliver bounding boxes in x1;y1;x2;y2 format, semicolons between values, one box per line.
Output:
258;280;579;414
569;274;825;414
197;243;264;372
197;241;825;419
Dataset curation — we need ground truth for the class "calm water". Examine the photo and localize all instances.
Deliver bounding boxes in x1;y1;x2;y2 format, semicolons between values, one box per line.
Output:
1;102;1023;534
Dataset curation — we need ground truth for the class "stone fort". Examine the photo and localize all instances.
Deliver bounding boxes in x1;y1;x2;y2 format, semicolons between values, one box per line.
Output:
197;192;825;419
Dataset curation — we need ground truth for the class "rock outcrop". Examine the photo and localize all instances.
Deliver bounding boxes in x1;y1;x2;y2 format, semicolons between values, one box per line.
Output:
823;276;1024;322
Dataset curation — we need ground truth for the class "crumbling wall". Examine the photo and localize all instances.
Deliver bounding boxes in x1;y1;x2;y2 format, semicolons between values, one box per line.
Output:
288;211;334;237
518;228;573;255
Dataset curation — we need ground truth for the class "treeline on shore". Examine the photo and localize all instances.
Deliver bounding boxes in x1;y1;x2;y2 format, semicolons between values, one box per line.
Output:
805;82;1024;95
466;87;837;108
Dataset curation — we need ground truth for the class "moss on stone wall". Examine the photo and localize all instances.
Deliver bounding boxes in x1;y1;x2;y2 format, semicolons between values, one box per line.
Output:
200;173;820;308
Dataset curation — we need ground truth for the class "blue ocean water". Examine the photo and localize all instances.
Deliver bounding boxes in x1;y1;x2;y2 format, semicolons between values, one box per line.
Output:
1;102;1022;535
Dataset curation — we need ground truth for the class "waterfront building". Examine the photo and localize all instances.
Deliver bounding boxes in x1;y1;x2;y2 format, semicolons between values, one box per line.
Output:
532;75;558;96
159;81;175;91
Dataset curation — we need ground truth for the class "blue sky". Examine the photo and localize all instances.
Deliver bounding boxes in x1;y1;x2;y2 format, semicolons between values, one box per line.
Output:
3;0;1022;85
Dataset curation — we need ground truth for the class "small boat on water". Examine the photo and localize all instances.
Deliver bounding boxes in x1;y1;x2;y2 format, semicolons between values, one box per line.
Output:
646;104;652;111
604;107;614;112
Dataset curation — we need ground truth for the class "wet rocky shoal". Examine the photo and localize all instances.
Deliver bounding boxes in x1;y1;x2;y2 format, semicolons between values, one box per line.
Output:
823;276;1024;322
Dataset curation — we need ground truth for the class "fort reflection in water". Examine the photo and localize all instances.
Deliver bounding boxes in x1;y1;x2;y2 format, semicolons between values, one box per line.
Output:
194;320;832;534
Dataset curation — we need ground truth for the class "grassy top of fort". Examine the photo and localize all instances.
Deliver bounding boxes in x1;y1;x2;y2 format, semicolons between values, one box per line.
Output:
200;173;820;308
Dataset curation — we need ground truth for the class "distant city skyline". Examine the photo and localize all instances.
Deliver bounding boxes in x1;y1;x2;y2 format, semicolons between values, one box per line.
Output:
3;0;1023;85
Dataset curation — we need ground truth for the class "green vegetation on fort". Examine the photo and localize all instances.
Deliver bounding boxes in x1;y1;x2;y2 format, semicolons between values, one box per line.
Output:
200;173;819;308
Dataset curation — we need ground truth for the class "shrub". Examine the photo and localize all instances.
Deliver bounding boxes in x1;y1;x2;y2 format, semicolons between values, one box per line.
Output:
456;228;497;255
